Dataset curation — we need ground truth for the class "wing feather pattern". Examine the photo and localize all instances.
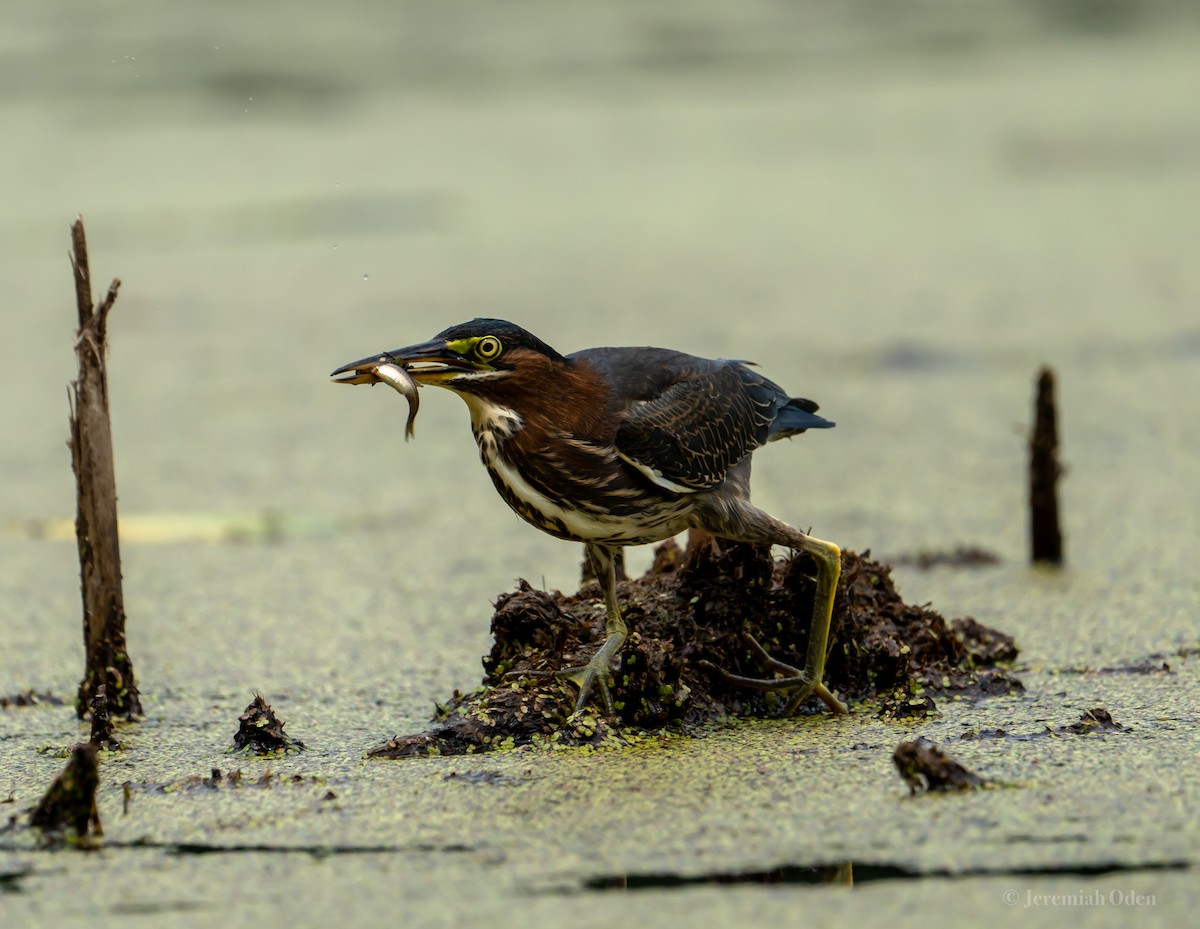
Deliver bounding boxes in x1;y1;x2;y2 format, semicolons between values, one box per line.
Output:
569;347;832;496
615;363;777;492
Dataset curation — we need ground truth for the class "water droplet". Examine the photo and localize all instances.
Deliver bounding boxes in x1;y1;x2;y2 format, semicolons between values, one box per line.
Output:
362;274;370;282
332;244;339;251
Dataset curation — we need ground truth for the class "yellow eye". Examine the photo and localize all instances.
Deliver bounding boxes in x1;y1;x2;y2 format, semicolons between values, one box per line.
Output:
474;336;502;361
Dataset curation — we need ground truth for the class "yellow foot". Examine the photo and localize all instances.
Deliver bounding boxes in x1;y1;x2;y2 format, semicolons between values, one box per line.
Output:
701;632;848;715
557;655;616;717
505;657;615;717
505;631;626;718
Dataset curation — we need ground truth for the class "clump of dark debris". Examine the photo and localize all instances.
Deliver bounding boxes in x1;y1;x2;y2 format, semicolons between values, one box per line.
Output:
233;694;306;755
30;743;102;841
1057;707;1126;735
116;770;331;815
893;737;988;794
888;545;1001;571
152;768;315;791
0;690;64;708
369;541;1021;758
166;768;247;791
958;706;1129;742
87;684;120;751
876;690;940;720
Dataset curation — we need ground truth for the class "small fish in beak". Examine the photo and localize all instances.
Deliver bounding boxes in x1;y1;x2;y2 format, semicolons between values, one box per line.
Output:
333;355;421;440
373;362;420;440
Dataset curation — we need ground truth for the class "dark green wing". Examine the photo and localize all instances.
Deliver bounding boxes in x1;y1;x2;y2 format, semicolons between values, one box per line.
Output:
614;362;779;491
569;347;796;493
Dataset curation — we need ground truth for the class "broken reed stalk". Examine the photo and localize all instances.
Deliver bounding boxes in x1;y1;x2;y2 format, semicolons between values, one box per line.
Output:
30;743;102;839
1029;366;1064;565
68;217;141;719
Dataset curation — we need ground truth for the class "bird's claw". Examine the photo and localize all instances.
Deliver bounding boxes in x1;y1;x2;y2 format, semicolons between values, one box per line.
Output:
559;658;616;717
503;656;617;718
700;631;848;715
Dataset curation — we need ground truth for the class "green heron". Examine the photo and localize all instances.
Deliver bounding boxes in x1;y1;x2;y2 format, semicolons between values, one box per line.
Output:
332;319;847;716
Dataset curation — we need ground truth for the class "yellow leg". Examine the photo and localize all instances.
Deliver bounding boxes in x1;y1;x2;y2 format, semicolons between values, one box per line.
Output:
789;535;844;714
696;504;847;715
557;543;626;716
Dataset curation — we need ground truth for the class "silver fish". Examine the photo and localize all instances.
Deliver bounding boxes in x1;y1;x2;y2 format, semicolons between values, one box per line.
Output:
373;361;420;440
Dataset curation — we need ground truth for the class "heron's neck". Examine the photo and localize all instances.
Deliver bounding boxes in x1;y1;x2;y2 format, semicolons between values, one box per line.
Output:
461;393;523;452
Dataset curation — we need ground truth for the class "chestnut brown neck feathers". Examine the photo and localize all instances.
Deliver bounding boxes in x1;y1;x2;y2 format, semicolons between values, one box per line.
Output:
453;347;619;445
448;347;695;544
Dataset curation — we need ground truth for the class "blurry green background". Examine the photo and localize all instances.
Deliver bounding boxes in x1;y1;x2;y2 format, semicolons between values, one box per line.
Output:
2;2;1199;925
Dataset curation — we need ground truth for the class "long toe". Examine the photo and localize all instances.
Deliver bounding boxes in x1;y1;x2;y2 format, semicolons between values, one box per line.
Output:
700;642;847;716
560;657;616;717
507;652;619;717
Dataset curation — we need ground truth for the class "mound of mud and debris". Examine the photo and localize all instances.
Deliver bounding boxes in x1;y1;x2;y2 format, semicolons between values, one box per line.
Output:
370;539;1020;757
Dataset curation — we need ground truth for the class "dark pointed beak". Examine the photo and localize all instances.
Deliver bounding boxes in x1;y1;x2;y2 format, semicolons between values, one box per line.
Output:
330;339;472;385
